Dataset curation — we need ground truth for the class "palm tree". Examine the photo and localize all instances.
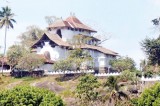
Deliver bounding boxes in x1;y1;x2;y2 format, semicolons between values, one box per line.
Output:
0;6;16;75
104;76;129;106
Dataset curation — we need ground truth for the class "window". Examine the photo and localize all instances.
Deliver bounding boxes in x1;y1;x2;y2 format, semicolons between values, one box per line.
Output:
71;28;74;31
48;28;51;31
56;29;62;38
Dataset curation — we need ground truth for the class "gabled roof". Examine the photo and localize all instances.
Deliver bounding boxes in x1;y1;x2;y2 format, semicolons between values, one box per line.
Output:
48;16;97;32
66;16;97;32
48;19;71;28
80;44;118;56
31;33;118;56
31;32;70;48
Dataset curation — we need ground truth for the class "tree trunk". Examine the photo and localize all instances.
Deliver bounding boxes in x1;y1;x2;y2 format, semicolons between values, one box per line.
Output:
1;26;7;76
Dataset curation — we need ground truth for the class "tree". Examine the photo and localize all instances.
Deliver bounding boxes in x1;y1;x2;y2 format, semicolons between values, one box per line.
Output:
0;86;64;106
152;17;160;25
18;25;44;48
75;74;100;106
141;36;160;72
17;53;45;72
0;6;16;75
68;48;93;70
110;56;136;72
7;45;28;70
53;48;93;73
53;58;72;72
119;70;135;82
68;34;92;47
104;76;129;106
136;83;160;106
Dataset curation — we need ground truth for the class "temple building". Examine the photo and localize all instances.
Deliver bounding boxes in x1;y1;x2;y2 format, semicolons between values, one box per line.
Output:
31;15;118;73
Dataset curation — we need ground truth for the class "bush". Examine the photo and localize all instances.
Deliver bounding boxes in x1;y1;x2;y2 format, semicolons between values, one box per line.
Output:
0;86;64;106
119;70;135;81
75;74;100;105
144;71;153;78
137;83;160;106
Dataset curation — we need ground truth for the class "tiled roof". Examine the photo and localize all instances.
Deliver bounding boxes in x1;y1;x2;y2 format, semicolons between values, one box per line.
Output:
66;16;97;32
48;16;97;32
48;19;71;28
80;44;118;56
31;33;118;56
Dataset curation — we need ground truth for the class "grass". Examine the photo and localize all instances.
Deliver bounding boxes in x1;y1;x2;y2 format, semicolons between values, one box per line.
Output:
60;89;75;98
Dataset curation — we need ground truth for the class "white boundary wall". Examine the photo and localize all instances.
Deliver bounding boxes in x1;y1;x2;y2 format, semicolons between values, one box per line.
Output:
95;72;121;77
0;69;11;73
141;76;160;81
45;70;94;75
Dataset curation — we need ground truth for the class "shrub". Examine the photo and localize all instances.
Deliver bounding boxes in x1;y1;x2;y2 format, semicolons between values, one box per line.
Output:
137;83;160;106
144;71;153;78
0;86;64;106
75;74;100;105
119;70;135;81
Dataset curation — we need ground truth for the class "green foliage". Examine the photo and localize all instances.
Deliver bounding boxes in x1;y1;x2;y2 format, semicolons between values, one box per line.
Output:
18;25;44;48
144;71;154;78
119;70;135;81
110;56;136;72
75;74;100;105
131;98;138;106
0;86;64;106
60;89;74;98
136;83;160;106
17;53;45;72
134;70;142;77
141;36;160;66
0;6;16;75
53;48;93;72
104;76;118;90
68;34;92;47
68;48;93;70
0;6;16;29
53;58;72;71
7;45;28;70
104;76;129;105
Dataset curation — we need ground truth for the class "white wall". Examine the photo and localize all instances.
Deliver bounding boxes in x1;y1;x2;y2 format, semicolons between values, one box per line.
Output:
84;49;115;68
39;64;53;71
36;28;116;72
36;42;67;61
49;28;91;41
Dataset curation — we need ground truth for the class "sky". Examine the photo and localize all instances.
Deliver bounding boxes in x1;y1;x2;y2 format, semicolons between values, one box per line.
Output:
0;0;160;68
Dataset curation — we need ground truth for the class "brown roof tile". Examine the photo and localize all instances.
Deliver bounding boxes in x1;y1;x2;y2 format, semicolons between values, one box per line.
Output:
31;33;118;56
66;16;97;32
48;19;71;28
47;16;97;32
